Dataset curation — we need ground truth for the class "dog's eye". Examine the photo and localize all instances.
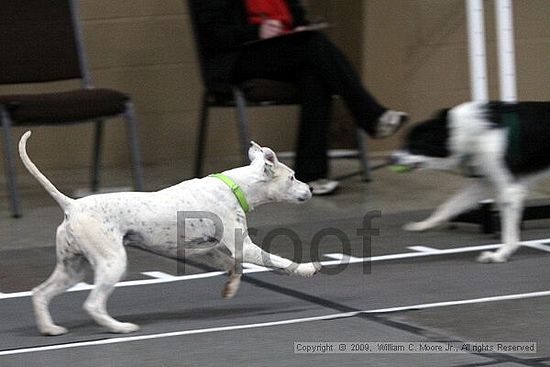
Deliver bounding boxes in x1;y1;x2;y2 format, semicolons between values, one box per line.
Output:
290;176;295;181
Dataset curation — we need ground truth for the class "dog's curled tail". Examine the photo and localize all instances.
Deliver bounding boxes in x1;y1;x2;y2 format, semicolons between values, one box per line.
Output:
19;131;73;210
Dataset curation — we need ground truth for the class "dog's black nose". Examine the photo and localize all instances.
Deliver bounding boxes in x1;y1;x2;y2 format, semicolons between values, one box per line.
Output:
309;186;313;192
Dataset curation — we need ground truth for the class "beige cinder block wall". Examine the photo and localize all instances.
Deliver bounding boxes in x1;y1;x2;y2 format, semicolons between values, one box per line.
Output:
0;0;301;173
1;0;548;173
1;0;191;171
362;0;550;152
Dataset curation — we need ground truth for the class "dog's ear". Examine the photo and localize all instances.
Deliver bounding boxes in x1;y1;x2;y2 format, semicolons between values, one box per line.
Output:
262;147;278;166
262;147;278;175
248;141;264;162
249;141;279;175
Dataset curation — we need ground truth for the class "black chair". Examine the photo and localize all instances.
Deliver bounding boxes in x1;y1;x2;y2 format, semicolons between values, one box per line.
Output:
0;0;144;217
186;0;371;181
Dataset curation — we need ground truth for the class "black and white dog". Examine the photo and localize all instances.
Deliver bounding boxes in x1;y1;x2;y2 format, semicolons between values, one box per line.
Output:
393;101;550;263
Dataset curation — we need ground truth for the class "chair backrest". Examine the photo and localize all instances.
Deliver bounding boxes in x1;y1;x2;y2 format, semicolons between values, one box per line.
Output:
185;0;299;104
0;0;90;85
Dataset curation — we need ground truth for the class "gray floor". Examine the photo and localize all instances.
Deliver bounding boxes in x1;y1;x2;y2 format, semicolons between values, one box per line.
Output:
1;156;550;367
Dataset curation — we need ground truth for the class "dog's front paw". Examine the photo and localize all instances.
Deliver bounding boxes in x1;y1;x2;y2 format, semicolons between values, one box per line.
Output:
295;262;321;277
403;221;436;232
477;251;508;263
40;325;68;336
109;322;140;334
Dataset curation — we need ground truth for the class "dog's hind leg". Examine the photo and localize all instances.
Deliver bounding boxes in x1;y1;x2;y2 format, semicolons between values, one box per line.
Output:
240;237;321;277
476;134;527;263
404;181;491;232
68;214;139;334
83;245;139;333
223;267;242;299
478;183;527;263
201;248;242;299
33;225;88;336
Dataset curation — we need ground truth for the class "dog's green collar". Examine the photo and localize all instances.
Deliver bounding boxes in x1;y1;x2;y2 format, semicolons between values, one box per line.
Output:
209;173;250;213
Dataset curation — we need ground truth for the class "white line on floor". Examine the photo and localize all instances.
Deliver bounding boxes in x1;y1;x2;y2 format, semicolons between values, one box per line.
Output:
322;253;363;262
141;271;178;280
1;289;549;357
407;246;441;253
522;242;550;253
1;237;549;301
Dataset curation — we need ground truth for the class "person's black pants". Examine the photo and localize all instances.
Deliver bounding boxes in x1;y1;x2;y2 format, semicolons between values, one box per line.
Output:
233;32;386;182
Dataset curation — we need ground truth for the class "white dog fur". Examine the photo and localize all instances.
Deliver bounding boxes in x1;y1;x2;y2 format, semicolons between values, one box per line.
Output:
399;101;550;263
19;131;320;336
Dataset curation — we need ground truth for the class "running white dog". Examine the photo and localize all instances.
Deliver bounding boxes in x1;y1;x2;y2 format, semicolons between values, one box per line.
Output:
20;131;320;336
393;101;550;263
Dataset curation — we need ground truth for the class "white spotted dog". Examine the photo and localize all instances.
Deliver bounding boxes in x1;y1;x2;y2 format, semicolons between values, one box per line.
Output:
392;101;550;263
20;131;320;336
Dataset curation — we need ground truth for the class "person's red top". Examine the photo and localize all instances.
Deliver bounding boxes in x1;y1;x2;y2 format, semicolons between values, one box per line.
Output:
244;0;293;32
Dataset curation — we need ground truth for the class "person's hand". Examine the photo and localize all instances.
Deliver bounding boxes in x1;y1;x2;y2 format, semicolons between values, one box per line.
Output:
259;19;284;39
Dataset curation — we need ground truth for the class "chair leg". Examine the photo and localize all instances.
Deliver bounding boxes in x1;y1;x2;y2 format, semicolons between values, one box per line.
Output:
90;120;103;192
194;93;209;178
233;88;252;166
1;108;21;217
123;101;144;191
356;129;372;182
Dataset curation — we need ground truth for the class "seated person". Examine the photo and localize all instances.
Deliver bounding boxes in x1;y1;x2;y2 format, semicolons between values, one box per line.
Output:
193;0;408;194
